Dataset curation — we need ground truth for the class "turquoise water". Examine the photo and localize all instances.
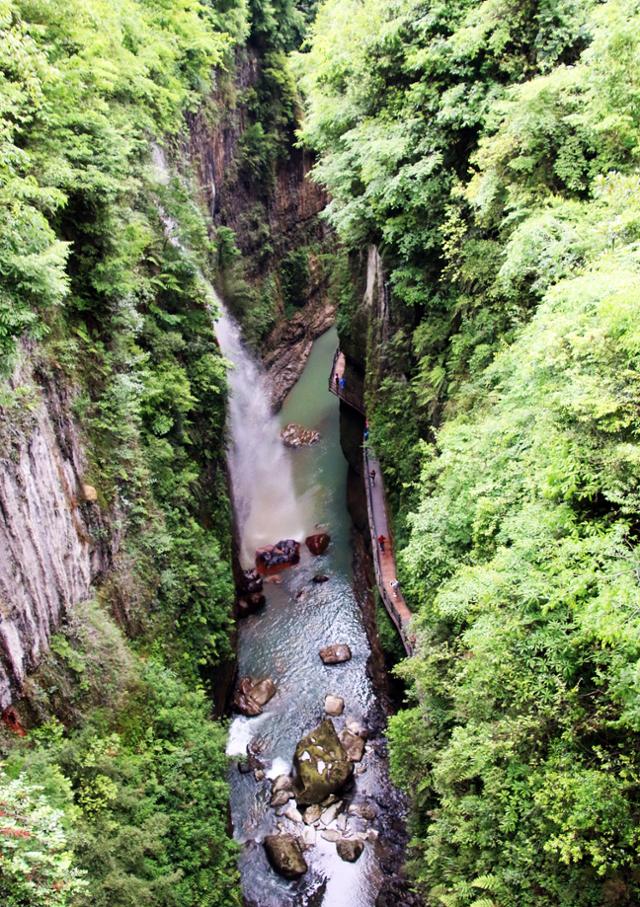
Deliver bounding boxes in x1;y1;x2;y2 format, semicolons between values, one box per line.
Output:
226;328;386;907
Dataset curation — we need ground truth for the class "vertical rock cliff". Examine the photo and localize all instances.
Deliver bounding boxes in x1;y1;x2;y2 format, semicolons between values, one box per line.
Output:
0;350;113;709
188;47;335;404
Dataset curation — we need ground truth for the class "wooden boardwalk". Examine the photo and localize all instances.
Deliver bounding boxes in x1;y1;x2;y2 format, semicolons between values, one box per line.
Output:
328;350;365;415
329;349;413;655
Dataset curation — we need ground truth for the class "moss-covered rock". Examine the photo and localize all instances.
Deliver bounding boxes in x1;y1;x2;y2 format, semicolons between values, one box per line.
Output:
293;719;353;806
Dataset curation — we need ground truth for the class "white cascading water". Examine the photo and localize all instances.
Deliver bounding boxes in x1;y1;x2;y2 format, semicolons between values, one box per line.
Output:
151;144;307;564
214;306;308;565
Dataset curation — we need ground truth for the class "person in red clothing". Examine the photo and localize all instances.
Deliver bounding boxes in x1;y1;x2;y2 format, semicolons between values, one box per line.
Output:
378;534;386;552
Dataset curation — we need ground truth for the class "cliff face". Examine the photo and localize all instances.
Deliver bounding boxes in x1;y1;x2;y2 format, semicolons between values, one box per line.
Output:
188;48;334;403
188;52;327;263
0;351;114;710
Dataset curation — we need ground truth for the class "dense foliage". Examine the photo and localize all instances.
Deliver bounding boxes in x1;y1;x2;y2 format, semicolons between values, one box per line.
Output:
0;1;248;903
2;603;240;906
301;1;640;904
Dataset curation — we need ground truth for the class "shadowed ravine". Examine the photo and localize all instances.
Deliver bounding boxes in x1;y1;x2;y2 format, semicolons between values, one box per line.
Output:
218;320;394;906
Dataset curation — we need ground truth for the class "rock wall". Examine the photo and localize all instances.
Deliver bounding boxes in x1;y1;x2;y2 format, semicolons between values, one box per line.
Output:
0;351;114;709
188;48;334;403
188;50;327;265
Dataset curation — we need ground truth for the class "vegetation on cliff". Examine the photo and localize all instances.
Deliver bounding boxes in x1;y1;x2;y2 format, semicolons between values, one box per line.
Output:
300;1;640;904
0;0;250;903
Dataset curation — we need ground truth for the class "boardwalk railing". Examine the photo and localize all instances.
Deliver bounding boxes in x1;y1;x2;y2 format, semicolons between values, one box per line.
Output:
328;349;366;415
328;348;413;655
363;446;414;656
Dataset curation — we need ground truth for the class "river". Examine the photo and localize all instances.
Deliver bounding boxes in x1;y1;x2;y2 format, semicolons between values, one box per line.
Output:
220;319;390;906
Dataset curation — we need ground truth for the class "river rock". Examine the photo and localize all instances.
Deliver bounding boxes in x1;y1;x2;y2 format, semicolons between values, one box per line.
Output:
252;678;277;707
303;804;322;825
239;569;264;595
313;574;329;584
281;423;321;448
293;719;354;806
345;719;368;738
324;694;345;716
320;801;343;825
237;592;266;618
319;644;352;665
302;826;316;847
349;802;377;821
264;834;308;879
283;803;304;824
337;838;364;863
272;774;294;794
340;728;365;762
272;789;293;808
256;539;301;574
321;829;341;843
233;677;277;716
306;533;331;556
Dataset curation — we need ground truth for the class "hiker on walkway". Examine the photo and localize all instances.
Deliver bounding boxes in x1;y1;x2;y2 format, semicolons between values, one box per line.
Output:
335;373;339;390
369;468;376;484
339;376;346;391
378;534;386;552
390;579;400;597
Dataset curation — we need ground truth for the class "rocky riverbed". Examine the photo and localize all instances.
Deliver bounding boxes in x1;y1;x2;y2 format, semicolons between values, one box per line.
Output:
226;327;415;905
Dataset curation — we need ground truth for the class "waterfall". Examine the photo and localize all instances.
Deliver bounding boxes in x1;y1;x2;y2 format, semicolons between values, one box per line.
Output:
214;305;308;566
151;145;307;565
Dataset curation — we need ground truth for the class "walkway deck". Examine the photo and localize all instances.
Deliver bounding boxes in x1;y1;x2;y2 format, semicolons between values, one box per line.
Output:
328;350;365;415
329;348;413;655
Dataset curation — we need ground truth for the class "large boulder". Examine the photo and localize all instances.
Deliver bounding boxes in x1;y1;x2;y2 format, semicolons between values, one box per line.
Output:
233;677;277;716
281;423;320;448
319;644;352;665
256;539;301;574
337;838;364;863
306;533;331;556
264;834;308;879
293;719;354;806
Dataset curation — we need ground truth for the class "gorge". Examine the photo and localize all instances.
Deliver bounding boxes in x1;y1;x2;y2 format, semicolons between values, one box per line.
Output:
3;2;640;907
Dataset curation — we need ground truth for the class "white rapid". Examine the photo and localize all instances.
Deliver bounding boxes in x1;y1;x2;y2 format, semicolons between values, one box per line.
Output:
214;308;309;565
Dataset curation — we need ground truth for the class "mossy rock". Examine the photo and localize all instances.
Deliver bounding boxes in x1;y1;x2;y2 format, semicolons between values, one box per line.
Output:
294;719;353;806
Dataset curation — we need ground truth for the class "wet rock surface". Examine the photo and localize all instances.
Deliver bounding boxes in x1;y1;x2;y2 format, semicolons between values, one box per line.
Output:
264;299;336;408
233;677;277;717
337;838;364;863
324;694;345;716
305;532;331;555
281;423;320;448
256;539;300;573
237;592;266;617
319;643;352;664
340;728;366;762
293;719;354;806
264;834;308;879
